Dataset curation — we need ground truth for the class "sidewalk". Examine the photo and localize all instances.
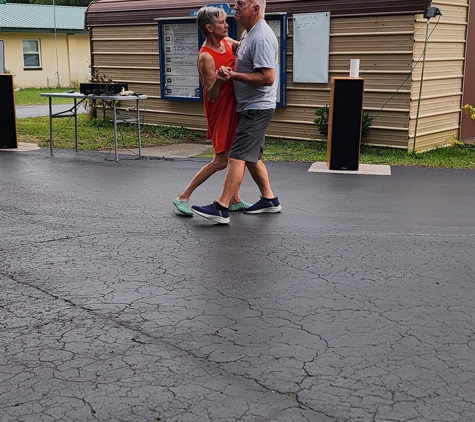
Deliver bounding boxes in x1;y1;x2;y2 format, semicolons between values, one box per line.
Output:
1;147;474;422
15;103;88;118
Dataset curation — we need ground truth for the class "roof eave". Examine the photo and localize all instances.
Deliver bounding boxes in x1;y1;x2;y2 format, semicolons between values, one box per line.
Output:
1;28;89;34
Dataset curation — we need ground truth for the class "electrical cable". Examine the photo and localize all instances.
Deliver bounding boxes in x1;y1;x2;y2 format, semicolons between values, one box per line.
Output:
93;94;148;161
51;91;196;161
48;97;89;144
365;16;441;125
413;15;441;152
117;94;148;157
360;23;427;75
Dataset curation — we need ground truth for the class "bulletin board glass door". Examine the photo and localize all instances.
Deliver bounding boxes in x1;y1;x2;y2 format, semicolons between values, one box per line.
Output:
158;19;202;101
265;13;287;107
158;17;237;102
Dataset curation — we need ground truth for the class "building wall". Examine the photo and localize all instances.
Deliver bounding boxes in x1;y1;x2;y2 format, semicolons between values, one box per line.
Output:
88;0;470;151
461;0;475;141
283;14;414;148
2;32;90;88
91;15;415;148
410;0;470;151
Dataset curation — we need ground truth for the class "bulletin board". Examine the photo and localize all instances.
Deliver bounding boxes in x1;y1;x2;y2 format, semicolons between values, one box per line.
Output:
156;13;286;103
158;18;202;101
157;17;237;102
292;12;330;83
266;13;287;107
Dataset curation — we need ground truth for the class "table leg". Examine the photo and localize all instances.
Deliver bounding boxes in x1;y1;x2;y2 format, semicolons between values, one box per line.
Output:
49;97;54;156
136;98;142;158
74;98;78;152
113;101;118;162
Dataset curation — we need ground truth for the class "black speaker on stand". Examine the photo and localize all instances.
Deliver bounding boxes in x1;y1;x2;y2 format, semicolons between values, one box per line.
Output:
0;74;18;149
326;77;364;170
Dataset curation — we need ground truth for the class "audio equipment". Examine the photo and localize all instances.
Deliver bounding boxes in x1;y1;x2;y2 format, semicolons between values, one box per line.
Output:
327;77;365;171
0;74;18;149
79;82;128;96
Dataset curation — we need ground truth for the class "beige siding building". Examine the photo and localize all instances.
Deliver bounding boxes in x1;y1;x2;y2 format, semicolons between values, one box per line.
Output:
85;0;474;151
0;3;90;88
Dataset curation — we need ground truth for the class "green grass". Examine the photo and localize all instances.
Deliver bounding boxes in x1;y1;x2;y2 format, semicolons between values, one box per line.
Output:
17;115;207;151
15;87;207;151
197;138;475;169
15;87;76;105
15;87;475;169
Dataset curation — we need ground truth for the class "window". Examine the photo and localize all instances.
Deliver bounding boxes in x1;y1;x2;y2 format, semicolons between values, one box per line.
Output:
22;40;41;69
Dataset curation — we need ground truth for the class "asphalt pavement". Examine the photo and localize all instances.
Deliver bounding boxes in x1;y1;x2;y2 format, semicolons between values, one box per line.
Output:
15;103;88;118
1;146;474;422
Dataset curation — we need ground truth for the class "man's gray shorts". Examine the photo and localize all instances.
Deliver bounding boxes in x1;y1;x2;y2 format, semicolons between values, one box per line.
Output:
229;108;275;163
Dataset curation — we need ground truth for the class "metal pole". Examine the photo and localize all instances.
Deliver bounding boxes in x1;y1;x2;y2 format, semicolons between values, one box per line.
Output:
52;0;61;88
113;100;118;162
137;98;142;158
413;18;431;153
74;97;78;151
49;97;54;156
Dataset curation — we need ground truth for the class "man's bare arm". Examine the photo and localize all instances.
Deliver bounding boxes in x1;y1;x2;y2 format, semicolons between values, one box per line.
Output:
218;66;275;87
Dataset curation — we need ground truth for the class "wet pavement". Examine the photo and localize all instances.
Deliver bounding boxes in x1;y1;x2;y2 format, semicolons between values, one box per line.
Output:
1;147;475;422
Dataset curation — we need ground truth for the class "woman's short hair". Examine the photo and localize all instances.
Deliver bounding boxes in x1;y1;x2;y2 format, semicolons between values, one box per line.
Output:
197;6;226;38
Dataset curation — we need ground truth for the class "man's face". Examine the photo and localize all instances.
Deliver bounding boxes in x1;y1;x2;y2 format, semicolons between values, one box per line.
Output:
233;0;256;26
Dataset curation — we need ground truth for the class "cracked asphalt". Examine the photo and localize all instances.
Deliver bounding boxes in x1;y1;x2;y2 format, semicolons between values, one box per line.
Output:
1;148;474;422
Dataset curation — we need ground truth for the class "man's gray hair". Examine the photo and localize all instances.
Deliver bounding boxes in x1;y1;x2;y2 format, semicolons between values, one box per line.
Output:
196;6;227;38
254;0;266;16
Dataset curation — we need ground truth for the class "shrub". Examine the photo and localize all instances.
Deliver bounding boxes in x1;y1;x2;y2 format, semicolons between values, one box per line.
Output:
314;105;373;143
463;104;475;121
314;105;329;138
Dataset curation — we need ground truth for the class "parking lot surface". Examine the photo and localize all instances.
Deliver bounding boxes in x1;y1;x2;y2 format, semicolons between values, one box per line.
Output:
1;148;474;422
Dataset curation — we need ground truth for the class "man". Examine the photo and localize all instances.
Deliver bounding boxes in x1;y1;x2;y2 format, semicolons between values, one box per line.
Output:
173;6;249;217
191;0;282;224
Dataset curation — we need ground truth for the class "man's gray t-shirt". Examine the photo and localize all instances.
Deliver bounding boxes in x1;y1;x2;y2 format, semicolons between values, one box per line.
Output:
233;19;278;113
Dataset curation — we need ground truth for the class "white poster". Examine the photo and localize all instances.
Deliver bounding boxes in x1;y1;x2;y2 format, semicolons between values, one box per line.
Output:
161;22;200;98
293;12;330;83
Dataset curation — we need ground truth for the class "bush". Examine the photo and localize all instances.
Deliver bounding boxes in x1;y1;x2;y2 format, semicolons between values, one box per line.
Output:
361;113;374;144
314;105;373;143
314;105;329;138
463;104;475;121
